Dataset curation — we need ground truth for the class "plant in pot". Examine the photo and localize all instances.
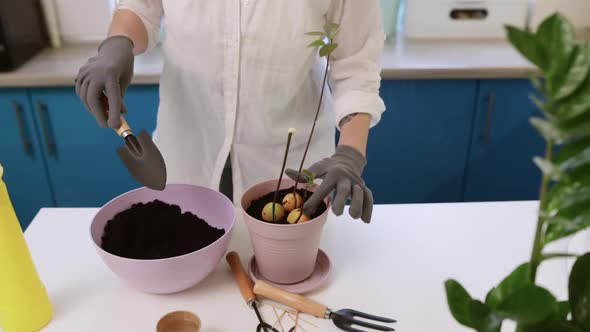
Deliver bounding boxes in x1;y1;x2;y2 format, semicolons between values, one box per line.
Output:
241;23;340;285
445;14;590;332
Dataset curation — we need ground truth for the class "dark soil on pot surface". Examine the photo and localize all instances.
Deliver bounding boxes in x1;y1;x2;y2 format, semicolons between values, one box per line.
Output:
246;187;327;224
101;200;225;259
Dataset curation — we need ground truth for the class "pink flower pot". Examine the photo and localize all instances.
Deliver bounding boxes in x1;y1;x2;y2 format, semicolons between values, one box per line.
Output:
241;179;330;284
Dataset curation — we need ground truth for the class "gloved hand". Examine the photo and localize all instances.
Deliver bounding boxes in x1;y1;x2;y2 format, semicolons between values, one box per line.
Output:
285;145;374;223
75;35;134;129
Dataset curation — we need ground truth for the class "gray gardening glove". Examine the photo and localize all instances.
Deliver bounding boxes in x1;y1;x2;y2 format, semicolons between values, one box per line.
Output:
75;35;134;128
285;145;374;223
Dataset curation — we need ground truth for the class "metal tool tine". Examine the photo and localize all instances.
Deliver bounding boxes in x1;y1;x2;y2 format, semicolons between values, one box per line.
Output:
348;309;397;323
349;318;395;331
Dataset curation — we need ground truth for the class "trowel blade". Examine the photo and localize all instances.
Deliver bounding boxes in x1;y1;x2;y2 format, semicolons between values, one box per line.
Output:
117;130;167;191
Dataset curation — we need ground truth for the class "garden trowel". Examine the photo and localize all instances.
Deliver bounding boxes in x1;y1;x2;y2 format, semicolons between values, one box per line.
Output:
101;94;167;191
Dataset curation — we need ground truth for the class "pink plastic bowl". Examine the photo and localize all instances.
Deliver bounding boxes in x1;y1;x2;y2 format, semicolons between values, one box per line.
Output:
90;184;235;294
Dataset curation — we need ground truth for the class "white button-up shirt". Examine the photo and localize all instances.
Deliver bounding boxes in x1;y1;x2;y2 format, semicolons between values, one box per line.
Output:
117;0;386;201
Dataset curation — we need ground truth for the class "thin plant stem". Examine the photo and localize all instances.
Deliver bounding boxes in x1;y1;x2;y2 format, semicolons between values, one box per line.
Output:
516;140;554;332
529;140;554;282
273;131;294;220
294;55;331;193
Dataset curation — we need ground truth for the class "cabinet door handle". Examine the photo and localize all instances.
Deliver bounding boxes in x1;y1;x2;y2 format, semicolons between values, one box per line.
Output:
482;93;496;144
13;100;34;159
35;101;57;159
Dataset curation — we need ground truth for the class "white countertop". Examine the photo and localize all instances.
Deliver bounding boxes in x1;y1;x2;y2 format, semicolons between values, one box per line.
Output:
0;37;540;88
13;202;575;332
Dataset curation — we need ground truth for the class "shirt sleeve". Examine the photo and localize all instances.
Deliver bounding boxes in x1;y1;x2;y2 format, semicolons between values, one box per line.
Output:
117;0;164;52
327;0;386;129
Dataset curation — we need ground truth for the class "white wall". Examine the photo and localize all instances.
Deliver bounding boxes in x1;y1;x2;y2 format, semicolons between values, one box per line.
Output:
532;0;590;29
54;0;114;42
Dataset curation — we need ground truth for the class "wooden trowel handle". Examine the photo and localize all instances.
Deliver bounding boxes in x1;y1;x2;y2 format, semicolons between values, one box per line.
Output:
115;115;131;137
99;92;132;137
226;252;256;305
253;280;329;318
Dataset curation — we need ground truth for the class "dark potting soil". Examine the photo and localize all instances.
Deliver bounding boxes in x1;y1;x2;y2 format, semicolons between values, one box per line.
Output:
101;200;225;260
246;187;327;224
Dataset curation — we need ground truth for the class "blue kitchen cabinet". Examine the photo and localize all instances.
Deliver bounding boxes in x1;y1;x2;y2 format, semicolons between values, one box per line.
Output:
0;89;55;228
29;85;160;208
366;80;478;204
463;79;545;201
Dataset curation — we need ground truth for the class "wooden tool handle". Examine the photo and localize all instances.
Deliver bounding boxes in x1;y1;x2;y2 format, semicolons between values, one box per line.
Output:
253;280;328;318
226;252;256;304
115;116;131;137
99;92;131;137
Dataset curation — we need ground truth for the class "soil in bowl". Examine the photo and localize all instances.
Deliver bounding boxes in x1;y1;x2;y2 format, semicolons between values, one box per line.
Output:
246;187;327;224
101;200;225;259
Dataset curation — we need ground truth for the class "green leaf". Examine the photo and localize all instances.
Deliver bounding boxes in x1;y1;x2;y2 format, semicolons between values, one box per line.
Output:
569;253;590;329
536;13;576;64
545;207;590;243
531;117;567;142
506;26;548;70
534;157;564;181
521;321;584;332
323;22;341;39
307;39;325;48
547;179;590;216
553;45;590;101
530;76;548;95
558;87;590;122
550;301;571;321
485;263;531;309
302;169;315;184
559;146;590;173
305;31;325;36
496;285;557;324
536;13;576;54
555;136;590;164
468;300;502;332
445;279;476;328
319;43;338;57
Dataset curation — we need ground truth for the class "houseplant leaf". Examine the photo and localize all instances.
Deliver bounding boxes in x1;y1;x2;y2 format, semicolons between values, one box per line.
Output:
506;26;548;70
307;39;325;48
555;136;590;165
530;117;566;142
485;263;531;309
569;253;590;329
550;301;571;321
545;207;590;243
445;279;476;328
496;284;557;324
553;45;590;101
319;43;338;57
536;13;576;59
469;300;502;332
536;14;576;92
548;180;590;215
323;22;341;39
558;89;590;122
559;146;590;173
534;157;564;181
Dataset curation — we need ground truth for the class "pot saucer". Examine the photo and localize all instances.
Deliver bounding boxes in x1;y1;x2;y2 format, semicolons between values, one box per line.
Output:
248;249;331;294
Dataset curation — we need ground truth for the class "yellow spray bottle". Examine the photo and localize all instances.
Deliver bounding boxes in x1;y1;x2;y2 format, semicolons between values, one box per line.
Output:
0;163;53;331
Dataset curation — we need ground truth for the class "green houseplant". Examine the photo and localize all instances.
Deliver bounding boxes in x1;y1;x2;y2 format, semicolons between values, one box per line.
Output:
445;14;590;332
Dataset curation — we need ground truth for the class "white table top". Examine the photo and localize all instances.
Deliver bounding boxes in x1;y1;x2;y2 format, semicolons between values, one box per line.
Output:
16;202;575;332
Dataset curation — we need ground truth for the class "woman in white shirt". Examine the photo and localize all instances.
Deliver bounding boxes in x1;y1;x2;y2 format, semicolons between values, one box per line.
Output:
75;0;386;223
